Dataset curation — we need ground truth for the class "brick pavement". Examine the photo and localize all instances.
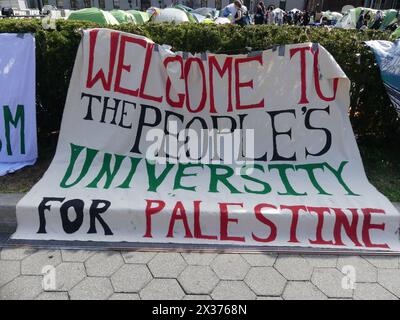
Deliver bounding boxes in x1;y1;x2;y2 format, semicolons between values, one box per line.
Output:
1;247;399;300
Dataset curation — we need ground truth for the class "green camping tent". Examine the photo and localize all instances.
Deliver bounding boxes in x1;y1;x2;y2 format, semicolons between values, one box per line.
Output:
380;9;399;30
185;11;197;23
174;5;196;23
127;10;150;24
353;7;377;28
392;26;400;39
67;8;119;25
174;4;193;12
337;7;398;30
202;17;215;24
110;10;136;24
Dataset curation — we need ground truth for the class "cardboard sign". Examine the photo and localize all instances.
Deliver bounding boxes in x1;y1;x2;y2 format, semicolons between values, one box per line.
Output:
13;29;400;251
0;33;37;175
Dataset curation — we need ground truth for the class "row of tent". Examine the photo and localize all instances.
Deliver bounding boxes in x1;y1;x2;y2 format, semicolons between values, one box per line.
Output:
68;8;148;25
393;26;400;38
321;11;343;21
65;6;400;38
67;6;229;25
335;7;399;38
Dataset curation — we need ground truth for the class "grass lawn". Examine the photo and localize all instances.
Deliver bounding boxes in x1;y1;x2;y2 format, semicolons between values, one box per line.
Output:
359;142;400;202
0;139;399;202
0;134;55;194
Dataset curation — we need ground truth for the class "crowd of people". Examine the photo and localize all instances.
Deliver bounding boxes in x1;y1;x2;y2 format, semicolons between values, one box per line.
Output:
354;9;400;32
222;0;250;26
253;2;313;26
356;9;383;30
223;1;314;26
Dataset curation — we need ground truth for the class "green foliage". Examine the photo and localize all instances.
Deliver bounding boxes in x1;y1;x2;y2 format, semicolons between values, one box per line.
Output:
359;139;400;201
0;19;398;143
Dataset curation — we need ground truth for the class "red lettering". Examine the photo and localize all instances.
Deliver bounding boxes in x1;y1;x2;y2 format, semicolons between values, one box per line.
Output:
234;56;264;109
312;47;339;101
184;57;207;113
209;56;233;113
139;43;162;103
219;202;245;242
332;208;362;247
143;199;165;238
167;201;193;238
307;206;334;245
281;205;307;243
164;56;185;108
114;35;146;96
290;46;310;104
252;203;277;243
86;30;119;91
362;208;389;249
194;200;217;240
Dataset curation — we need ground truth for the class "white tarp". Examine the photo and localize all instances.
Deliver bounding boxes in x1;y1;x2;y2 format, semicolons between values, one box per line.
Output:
0;33;37;176
367;40;400;115
12;29;400;252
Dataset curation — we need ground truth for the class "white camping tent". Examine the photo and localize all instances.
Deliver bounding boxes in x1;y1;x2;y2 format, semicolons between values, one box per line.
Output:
272;8;285;14
214;17;231;24
153;8;189;24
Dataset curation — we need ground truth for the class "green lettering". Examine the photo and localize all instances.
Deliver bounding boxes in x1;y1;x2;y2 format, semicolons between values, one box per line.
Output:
86;153;125;189
3;105;25;156
146;160;175;192
268;164;306;196
173;163;203;191
240;164;271;194
207;164;241;194
60;144;98;188
117;157;142;189
323;161;360;196
295;163;331;195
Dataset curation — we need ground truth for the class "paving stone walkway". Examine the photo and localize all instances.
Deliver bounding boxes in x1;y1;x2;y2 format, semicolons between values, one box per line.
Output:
1;246;399;300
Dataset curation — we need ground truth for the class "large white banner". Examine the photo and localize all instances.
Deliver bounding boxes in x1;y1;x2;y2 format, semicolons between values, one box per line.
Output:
13;29;400;252
0;33;37;176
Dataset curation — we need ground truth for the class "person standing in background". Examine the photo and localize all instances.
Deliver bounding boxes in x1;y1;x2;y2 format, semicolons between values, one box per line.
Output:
294;11;300;25
233;0;245;26
371;10;383;29
314;4;322;24
254;1;265;25
356;10;365;29
277;9;284;25
363;12;371;28
266;6;274;24
286;10;293;25
302;10;310;26
222;2;237;20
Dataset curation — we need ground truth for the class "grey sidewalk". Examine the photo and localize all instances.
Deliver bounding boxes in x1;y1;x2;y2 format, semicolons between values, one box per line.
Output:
0;193;23;233
0;195;399;300
1;247;400;300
